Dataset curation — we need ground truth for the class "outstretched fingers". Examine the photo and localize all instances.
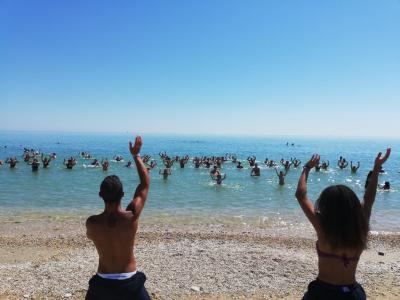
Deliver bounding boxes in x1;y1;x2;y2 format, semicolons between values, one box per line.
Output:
375;148;391;166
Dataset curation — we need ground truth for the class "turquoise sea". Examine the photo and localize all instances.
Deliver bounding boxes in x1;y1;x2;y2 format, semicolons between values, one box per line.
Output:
0;132;399;232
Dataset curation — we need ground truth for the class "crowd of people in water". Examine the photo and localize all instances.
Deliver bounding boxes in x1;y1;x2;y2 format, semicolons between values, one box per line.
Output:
0;139;396;300
0;146;393;191
82;136;392;300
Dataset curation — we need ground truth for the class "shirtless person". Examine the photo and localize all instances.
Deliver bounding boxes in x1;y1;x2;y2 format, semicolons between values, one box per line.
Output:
251;163;261;176
41;154;52;168
351;161;360;174
5;157;18;168
101;159;109;171
85;136;150;300
159;168;171;180
275;168;288;185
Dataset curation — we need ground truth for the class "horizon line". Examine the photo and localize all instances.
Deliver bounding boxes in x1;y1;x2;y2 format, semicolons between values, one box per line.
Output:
0;129;399;140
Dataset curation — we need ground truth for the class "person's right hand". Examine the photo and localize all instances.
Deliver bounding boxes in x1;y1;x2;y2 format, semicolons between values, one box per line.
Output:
129;136;142;156
374;148;391;171
304;154;320;169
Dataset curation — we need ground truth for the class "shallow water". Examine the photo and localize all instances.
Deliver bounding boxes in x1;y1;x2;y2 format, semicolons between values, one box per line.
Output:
0;132;399;232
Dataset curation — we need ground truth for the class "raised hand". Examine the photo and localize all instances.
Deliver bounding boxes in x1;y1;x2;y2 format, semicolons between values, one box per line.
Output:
374;148;391;171
129;136;142;157
304;154;320;169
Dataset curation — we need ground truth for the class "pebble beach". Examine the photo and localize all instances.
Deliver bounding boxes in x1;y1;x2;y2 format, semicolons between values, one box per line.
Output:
1;218;399;299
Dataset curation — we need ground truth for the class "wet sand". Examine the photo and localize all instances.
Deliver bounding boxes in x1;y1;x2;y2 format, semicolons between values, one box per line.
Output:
0;218;399;299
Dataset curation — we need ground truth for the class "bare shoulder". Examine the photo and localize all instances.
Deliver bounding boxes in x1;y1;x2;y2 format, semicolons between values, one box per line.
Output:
86;214;101;228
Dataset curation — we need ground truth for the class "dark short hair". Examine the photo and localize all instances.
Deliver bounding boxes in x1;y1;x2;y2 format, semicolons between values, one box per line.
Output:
315;185;368;250
100;175;124;203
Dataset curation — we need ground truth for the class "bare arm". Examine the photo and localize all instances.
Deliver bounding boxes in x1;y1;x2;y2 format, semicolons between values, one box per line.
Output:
295;155;321;235
363;148;391;223
126;136;150;220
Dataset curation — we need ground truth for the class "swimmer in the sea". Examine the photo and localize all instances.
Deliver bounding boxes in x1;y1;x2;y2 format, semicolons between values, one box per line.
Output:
41;154;52;168
247;156;256;167
5;157;18;168
251;163;261;176
179;156;189;168
91;159;100;167
64;157;76;169
237;161;243;169
145;160;157;171
321;161;329;171
0;160;3;166
380;181;391;190
31;158;40;172
125;161;132;168
159;168;171;180
193;158;201;168
292;158;301;168
113;155;123;162
210;166;220;176
211;173;226;185
275;168;288;185
281;160;292;172
338;158;348;169
101;159;109;171
350;161;360;174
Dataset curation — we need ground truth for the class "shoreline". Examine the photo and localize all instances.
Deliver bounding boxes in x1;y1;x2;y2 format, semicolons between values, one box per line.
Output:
1;219;400;299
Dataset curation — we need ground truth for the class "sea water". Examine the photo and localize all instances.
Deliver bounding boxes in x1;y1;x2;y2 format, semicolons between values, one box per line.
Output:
0;132;399;232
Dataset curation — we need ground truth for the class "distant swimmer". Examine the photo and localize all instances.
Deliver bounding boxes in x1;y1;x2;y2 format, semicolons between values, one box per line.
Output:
231;155;237;163
292;158;301;168
159;168;171;180
211;173;226;185
30;158;40;172
251;163;261;176
380;181;391;191
64;157;76;169
193;158;201;168
338;157;348;169
91;159;100;167
145;160;157;171
125;161;132;168
41;154;52;168
50;153;57;159
350;161;360;174
210;165;221;176
0;160;3;166
113;155;124;162
247;156;256;167
5;157;18;168
237;161;243;169
275;168;288;185
321;161;329;171
281;160;292;172
179;156;189;168
101;159;109;171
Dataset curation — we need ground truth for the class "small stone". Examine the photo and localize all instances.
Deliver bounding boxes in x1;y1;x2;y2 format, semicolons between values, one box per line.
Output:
378;252;385;256
191;285;201;292
23;295;29;298
64;293;72;298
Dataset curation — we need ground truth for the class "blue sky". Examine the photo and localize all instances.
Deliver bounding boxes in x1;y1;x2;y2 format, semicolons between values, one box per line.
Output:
1;0;399;137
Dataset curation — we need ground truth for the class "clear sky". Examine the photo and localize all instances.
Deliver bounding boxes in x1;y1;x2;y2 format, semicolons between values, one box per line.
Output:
1;0;399;137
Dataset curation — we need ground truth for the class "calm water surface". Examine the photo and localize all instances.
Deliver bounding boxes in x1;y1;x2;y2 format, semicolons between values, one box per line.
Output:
0;132;399;232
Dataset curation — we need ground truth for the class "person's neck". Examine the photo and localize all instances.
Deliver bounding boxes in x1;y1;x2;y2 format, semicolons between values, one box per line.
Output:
104;202;122;214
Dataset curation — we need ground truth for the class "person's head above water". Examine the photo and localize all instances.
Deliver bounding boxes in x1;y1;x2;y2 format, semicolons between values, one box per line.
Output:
315;184;368;250
99;175;124;204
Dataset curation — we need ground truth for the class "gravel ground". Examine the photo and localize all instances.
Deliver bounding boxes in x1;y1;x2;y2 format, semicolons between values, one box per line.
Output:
0;219;399;299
